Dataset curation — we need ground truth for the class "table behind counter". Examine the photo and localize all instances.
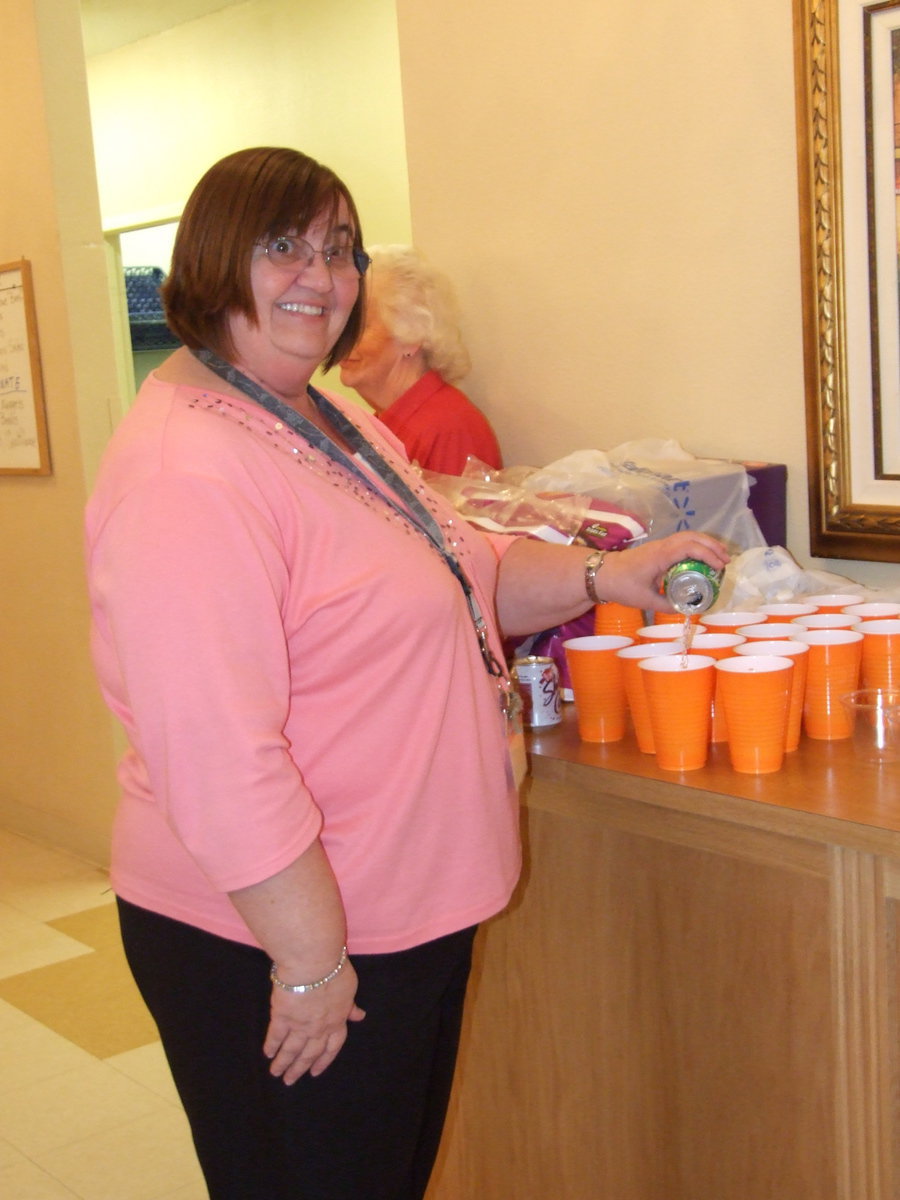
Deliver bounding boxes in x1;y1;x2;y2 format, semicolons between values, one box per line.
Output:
425;705;900;1200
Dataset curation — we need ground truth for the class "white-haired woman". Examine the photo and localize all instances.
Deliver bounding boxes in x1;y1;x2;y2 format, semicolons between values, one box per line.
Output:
339;244;502;474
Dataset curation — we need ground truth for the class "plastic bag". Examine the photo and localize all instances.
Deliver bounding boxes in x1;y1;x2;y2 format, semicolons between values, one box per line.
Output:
605;439;766;550
719;546;868;608
511;449;671;536
424;460;647;550
508;440;767;551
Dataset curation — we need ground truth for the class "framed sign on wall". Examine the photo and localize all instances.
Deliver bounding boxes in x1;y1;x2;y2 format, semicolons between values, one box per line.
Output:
0;259;51;476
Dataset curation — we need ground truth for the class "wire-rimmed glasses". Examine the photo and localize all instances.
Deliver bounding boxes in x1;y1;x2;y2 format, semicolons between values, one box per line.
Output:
259;235;370;277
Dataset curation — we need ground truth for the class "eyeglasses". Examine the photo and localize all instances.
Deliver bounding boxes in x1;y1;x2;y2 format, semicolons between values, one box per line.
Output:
260;235;370;277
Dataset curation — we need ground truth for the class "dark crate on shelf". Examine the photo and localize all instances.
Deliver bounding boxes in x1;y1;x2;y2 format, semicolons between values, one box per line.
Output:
125;266;180;352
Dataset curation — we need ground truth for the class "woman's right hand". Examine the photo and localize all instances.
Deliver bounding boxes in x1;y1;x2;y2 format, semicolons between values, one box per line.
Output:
265;962;365;1084
227;840;365;1085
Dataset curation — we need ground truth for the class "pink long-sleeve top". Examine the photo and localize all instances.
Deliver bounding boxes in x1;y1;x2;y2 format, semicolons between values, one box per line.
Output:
85;375;521;954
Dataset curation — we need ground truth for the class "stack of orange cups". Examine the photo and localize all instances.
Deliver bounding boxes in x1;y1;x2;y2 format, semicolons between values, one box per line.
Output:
688;632;746;742
855;618;900;691
843;601;900;622
806;595;864;614
562;635;633;743
791;612;859;632
639;655;716;771
759;602;817;623
635;623;705;645
654;610;701;626
735;638;809;752
702;611;766;636
736;622;800;641
794;628;863;740
714;655;794;773
594;601;645;639
805;592;864;613
616;642;680;753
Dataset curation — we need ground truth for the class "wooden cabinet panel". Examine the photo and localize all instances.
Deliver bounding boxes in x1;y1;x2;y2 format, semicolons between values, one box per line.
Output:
429;797;835;1200
426;713;900;1200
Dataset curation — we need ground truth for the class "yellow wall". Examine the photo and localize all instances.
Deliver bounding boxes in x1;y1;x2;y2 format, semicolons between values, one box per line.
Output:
1;0;896;861
0;0;409;860
86;0;411;403
395;0;897;590
0;0;123;860
87;0;410;236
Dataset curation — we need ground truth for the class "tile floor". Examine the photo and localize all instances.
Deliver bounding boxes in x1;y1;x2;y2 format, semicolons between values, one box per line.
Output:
0;828;207;1199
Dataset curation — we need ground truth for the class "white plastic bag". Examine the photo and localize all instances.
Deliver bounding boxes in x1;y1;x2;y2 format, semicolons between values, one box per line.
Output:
605;439;766;550
519;450;676;536
719;546;868;609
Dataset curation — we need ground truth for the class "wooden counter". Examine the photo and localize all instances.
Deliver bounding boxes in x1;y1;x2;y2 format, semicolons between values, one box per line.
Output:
426;707;900;1200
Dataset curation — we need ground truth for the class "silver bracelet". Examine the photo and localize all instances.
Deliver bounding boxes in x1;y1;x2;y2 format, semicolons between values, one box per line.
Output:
270;946;348;994
584;549;609;605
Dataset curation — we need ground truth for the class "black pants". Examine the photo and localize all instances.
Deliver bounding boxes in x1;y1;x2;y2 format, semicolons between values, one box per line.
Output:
117;899;475;1200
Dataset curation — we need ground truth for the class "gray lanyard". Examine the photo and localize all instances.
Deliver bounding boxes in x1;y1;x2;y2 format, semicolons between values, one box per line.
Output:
193;349;508;689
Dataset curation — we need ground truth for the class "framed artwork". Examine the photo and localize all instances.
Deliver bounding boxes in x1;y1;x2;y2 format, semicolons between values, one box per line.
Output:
0;259;51;475
795;0;900;560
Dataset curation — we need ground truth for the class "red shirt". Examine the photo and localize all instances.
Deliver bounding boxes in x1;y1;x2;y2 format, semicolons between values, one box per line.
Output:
378;370;502;475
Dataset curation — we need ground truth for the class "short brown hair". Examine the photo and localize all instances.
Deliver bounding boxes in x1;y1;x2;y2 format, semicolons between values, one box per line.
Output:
162;146;366;369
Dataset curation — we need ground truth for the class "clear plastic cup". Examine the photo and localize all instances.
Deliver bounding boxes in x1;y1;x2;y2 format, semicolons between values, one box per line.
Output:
840;689;900;764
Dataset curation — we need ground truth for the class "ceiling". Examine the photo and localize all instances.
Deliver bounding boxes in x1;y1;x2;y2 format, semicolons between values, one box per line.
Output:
80;0;238;56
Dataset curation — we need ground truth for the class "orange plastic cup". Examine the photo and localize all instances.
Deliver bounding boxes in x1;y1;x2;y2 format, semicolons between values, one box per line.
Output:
688;632;746;742
843;602;900;622
594;602;645;639
616;642;681;753
563;635;634;743
856;618;900;691
701;611;766;635
735;639;809;752
715;656;793;773
735;621;798;641
791;612;859;631
759;602;817;623
794;628;863;740
639;654;715;771
805;592;864;613
635;623;705;645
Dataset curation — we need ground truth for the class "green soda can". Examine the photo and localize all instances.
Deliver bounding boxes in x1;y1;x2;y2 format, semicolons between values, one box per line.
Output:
663;559;723;615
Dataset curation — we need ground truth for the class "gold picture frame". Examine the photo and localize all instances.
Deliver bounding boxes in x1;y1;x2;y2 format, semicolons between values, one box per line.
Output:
794;0;900;561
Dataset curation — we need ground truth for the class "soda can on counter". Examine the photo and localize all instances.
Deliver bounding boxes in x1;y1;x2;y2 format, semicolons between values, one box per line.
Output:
512;656;562;728
663;559;723;616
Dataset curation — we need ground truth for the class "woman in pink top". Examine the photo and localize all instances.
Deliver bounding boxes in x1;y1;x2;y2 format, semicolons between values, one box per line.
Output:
339;243;503;474
85;147;728;1200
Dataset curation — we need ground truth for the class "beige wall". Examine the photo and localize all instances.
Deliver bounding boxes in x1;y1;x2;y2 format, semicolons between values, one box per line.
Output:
396;0;897;589
87;0;409;235
86;0;411;404
0;0;122;861
1;0;896;860
0;0;409;859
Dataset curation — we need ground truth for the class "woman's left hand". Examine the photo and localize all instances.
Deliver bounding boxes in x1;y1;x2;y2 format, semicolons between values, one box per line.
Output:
495;529;730;636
